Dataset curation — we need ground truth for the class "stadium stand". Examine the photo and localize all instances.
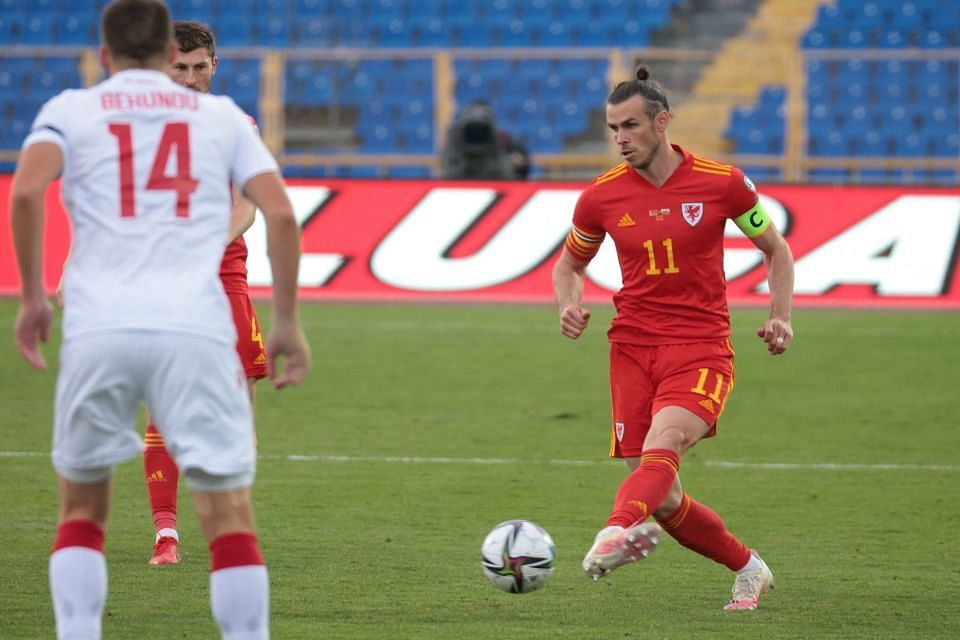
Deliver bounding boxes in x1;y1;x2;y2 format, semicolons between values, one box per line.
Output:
724;0;958;184
0;0;957;183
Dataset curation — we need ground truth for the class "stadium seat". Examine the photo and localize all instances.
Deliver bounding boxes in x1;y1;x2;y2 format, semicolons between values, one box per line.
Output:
19;13;56;43
0;0;947;185
256;17;292;46
58;14;94;44
214;15;255;46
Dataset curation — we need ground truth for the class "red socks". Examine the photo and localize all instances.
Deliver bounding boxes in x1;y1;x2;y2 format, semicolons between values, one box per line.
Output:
210;532;265;571
606;449;680;528
605;448;752;572
209;532;269;638
52;519;105;552
144;424;179;533
656;493;752;571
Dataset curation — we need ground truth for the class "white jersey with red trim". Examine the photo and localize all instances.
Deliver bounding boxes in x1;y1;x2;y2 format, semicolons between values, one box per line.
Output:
23;69;278;343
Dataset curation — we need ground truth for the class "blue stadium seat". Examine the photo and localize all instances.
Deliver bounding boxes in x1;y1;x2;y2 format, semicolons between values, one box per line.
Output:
856;131;888;156
410;16;446;46
387;165;432;178
20;13;56;43
836;58;869;83
214;15;254;46
360;125;396;152
837;28;870;47
889;132;925;157
0;14;18;41
809;168;850;183
918;29;952;47
294;18;335;46
538;20;571;46
875;27;908;48
451;22;494;47
801;28;831;48
256;17;292;46
557;0;593;22
58;14;94;44
929;169;959;186
495;17;532;46
334;166;381;178
375;18;410;46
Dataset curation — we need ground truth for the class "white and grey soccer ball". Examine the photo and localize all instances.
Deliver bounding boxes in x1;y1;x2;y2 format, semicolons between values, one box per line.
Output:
481;519;557;594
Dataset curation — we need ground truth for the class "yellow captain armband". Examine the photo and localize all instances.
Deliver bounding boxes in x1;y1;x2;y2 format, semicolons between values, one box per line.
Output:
733;202;771;238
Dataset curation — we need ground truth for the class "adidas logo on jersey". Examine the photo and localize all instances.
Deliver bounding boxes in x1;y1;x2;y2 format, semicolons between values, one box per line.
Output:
617;213;636;227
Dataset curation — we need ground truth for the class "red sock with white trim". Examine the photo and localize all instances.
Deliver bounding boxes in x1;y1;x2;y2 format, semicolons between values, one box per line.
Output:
656;493;752;571
209;532;269;639
144;424;179;540
606;449;680;528
50;519;107;639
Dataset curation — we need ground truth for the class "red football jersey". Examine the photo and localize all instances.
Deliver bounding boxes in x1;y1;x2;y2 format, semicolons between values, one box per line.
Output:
219;113;259;295
220;236;248;295
565;145;758;345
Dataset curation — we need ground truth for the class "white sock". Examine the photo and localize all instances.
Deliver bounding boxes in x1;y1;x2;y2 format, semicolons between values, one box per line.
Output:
156;528;179;542
210;565;270;639
50;547;107;640
736;551;763;574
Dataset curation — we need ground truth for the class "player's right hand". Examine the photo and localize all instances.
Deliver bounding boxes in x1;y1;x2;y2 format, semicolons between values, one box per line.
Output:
265;321;311;389
14;298;53;371
559;305;591;340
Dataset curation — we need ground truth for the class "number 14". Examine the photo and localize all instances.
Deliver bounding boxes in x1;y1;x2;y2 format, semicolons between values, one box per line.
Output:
108;122;198;218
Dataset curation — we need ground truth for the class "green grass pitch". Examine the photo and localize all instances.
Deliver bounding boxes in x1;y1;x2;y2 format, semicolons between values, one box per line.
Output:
1;298;958;638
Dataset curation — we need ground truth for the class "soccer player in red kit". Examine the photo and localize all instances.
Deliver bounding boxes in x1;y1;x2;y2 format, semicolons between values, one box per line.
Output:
144;20;267;565
552;65;794;610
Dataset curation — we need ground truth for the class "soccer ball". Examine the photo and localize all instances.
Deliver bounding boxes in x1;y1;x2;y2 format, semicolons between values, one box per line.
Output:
480;519;556;594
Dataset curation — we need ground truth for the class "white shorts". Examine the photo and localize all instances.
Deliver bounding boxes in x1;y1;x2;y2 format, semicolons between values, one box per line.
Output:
53;331;255;490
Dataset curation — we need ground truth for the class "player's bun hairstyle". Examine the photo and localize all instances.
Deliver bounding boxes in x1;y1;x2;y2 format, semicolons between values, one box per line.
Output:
174;20;217;58
608;63;671;119
101;0;172;63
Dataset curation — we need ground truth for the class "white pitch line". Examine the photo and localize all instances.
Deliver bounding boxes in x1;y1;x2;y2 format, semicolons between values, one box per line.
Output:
3;451;958;472
705;460;960;472
277;454;614;466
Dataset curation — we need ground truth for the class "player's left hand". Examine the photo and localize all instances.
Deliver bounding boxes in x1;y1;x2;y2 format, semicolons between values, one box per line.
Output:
757;317;792;355
14;297;53;371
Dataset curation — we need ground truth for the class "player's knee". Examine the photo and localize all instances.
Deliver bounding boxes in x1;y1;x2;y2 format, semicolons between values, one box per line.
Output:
186;469;256;539
647;419;707;453
57;472;112;525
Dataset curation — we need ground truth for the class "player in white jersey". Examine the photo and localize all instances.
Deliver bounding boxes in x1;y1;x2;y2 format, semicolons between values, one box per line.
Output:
9;1;310;639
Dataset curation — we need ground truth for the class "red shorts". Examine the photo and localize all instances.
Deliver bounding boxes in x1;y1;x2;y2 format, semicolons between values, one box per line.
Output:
608;339;735;458
228;292;267;380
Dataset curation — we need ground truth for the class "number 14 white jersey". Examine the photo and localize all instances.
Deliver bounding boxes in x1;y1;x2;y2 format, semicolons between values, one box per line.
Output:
23;69;279;343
